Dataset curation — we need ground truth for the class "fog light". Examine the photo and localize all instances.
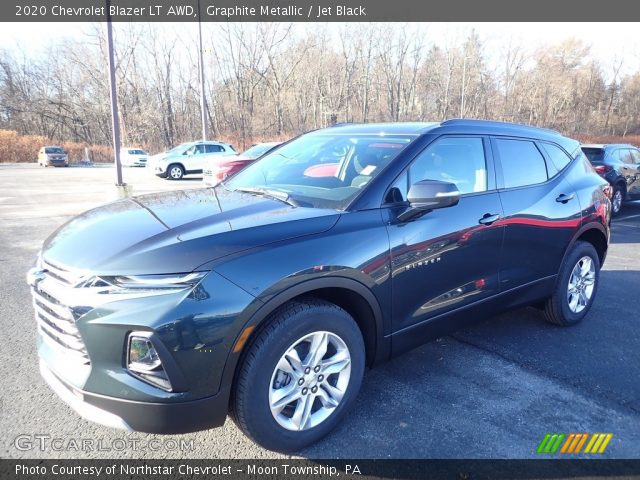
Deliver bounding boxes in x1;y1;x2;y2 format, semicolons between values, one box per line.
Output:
127;334;172;391
129;336;161;371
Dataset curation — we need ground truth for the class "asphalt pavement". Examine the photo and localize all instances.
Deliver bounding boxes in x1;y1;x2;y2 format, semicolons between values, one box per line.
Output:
0;163;638;459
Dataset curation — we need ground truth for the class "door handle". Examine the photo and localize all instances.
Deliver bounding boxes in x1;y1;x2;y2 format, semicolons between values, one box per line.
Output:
478;213;500;225
556;193;575;203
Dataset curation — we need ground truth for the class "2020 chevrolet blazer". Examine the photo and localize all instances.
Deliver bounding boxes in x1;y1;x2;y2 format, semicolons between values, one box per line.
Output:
28;120;611;452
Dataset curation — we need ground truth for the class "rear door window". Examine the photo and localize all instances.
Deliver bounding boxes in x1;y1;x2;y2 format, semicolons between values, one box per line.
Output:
205;144;224;153
494;138;548;189
620;149;635;164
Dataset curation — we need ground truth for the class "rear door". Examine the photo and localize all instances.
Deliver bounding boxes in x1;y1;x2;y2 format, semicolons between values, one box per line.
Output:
385;136;504;334
493;137;580;291
201;144;228;170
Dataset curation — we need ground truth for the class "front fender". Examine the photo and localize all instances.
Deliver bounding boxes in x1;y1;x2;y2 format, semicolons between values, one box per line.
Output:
214;273;389;402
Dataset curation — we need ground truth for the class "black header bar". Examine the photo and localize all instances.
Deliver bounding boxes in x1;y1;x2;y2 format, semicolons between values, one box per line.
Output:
5;0;640;22
2;459;640;480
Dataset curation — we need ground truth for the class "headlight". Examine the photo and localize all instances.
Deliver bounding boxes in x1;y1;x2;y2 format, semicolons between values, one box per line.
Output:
78;272;207;296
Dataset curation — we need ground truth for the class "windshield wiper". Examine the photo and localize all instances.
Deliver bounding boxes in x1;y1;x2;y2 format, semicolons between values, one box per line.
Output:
234;187;299;207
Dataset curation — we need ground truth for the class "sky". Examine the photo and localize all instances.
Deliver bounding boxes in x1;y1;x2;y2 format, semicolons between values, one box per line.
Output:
1;22;639;79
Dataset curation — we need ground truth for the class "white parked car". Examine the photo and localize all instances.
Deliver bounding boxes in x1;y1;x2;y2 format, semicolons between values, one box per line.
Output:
120;148;149;167
147;141;236;180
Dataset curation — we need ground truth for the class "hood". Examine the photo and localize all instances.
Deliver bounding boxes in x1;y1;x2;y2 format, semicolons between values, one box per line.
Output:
41;188;340;276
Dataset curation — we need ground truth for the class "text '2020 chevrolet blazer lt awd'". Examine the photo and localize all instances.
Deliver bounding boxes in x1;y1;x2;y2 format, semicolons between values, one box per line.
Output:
28;120;611;451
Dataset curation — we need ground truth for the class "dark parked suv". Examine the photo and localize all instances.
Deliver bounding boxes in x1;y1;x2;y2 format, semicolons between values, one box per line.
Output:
28;120;611;452
581;143;640;215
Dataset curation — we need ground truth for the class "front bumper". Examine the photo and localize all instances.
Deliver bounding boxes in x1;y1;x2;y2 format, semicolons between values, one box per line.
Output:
46;160;68;167
40;360;229;434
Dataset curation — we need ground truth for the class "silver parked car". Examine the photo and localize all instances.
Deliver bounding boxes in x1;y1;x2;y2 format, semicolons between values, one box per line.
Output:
147;141;236;180
120;148;149;167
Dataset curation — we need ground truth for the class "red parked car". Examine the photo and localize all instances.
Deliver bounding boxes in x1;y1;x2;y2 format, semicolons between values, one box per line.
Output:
203;142;281;186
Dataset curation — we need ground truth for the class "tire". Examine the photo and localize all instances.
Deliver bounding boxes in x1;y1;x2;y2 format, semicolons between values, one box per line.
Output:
167;164;184;180
611;184;624;216
543;241;600;326
231;298;365;452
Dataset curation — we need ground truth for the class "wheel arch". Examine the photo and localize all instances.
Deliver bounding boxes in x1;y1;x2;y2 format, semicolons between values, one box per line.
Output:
614;178;627;200
565;222;609;268
221;277;389;405
166;162;185;174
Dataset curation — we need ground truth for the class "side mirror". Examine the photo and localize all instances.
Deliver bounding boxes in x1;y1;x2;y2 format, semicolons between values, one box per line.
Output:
398;180;460;222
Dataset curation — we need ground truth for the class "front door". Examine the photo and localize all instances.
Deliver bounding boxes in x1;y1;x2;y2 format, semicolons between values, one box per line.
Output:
385;136;504;336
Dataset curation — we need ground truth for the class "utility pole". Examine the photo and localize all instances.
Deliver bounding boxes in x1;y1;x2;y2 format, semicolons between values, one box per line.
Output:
106;0;124;187
460;55;467;119
198;0;208;141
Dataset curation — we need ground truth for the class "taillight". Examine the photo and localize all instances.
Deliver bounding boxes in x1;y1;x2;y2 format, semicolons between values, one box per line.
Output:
214;163;234;182
594;165;613;175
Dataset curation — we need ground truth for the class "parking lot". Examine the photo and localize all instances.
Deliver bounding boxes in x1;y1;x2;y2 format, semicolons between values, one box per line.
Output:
1;163;639;459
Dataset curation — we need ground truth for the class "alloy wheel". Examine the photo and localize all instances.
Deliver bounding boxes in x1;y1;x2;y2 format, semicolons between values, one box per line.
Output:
269;331;351;431
169;166;183;179
567;255;596;313
612;189;622;214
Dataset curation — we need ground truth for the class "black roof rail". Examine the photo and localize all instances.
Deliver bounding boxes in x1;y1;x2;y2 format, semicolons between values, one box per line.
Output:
441;118;561;135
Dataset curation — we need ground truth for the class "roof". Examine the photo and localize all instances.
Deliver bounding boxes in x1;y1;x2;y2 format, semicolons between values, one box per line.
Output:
582;143;640;150
324;119;564;140
321;122;438;135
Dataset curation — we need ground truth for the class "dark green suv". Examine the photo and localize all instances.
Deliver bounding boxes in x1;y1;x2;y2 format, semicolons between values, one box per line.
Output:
28;120;611;451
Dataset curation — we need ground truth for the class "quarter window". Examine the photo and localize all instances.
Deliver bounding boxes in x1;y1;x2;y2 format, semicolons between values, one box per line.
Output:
540;143;572;175
495;139;548;188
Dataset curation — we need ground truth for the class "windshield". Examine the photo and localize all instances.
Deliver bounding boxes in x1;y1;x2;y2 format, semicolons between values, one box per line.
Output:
45;147;64;154
167;143;191;154
581;147;605;163
224;132;416;209
128;149;146;155
243;143;279;159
